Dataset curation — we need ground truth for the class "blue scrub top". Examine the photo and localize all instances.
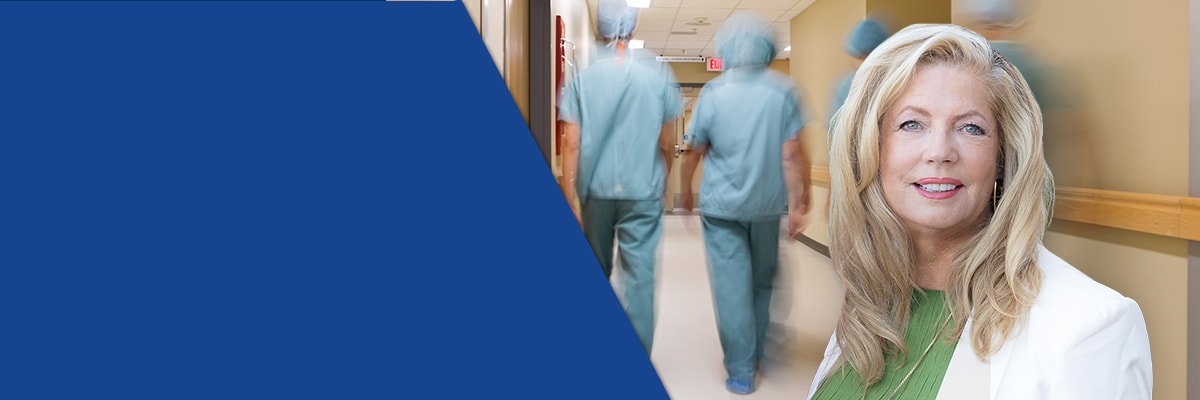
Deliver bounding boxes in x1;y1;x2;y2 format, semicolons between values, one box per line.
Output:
558;44;683;202
990;41;1066;113
830;70;855;134
688;67;807;221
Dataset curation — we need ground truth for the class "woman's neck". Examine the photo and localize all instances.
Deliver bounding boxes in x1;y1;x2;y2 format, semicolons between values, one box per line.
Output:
911;232;972;290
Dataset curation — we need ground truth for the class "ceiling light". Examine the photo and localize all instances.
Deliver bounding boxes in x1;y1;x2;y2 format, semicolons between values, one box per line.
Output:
629;39;645;49
626;0;650;8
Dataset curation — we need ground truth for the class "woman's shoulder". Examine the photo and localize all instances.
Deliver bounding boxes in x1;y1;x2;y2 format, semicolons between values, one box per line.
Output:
995;247;1154;399
1027;246;1146;339
1034;246;1131;307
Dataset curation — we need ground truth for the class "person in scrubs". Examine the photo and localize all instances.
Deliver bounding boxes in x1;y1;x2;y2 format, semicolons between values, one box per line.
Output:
557;0;683;356
957;0;1099;188
825;18;889;220
957;0;1060;115
678;11;812;395
830;18;890;124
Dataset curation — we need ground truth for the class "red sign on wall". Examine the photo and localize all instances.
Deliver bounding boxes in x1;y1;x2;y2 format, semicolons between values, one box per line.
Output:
706;57;723;72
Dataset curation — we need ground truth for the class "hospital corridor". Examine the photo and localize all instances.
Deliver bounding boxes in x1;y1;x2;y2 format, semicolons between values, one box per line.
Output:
465;0;1200;398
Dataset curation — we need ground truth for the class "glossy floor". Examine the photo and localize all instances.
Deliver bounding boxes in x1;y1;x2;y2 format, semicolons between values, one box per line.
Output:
609;215;845;399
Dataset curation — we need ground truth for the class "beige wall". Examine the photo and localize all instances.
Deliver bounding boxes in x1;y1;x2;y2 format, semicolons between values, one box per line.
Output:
506;0;530;126
986;0;1190;196
768;59;791;76
948;0;1191;398
866;0;951;31
790;0;865;245
669;61;720;84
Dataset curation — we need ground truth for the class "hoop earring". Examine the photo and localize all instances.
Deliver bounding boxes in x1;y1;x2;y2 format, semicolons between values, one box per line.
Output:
992;180;1003;210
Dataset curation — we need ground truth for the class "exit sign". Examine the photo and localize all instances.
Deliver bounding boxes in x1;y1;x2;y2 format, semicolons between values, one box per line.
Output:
706;57;723;72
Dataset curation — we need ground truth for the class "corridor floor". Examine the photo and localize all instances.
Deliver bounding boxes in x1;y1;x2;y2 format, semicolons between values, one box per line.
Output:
609;215;845;399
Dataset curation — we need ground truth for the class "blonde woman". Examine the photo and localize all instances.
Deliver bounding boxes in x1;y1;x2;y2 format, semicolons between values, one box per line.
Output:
807;24;1152;399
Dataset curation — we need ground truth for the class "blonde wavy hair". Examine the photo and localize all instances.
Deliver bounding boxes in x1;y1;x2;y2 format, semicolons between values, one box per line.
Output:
827;23;1054;386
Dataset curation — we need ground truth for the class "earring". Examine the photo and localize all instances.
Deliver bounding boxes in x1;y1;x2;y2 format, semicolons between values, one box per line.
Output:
992;180;1002;210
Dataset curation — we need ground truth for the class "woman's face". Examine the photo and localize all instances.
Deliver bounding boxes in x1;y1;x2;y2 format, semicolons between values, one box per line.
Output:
879;63;1000;238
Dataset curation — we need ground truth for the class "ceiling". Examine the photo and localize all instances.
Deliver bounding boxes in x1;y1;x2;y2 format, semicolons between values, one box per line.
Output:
587;0;815;60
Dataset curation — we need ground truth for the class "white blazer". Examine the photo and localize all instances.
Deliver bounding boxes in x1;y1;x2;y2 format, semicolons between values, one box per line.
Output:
805;246;1153;400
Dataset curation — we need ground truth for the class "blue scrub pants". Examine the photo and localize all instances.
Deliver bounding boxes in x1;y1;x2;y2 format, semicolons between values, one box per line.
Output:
701;215;779;382
582;198;663;355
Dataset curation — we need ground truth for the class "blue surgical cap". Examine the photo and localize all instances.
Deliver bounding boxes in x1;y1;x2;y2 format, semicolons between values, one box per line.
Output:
715;11;776;69
962;0;1023;26
844;19;888;59
597;0;638;40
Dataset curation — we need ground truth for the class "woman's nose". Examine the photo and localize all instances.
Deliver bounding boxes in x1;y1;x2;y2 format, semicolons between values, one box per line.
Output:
922;128;958;164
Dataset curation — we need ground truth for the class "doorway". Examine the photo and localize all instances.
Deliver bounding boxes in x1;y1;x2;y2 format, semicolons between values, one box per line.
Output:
665;84;703;213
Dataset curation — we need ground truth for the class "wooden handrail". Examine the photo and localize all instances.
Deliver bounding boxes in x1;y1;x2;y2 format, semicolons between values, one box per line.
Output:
812;165;830;187
810;165;1200;241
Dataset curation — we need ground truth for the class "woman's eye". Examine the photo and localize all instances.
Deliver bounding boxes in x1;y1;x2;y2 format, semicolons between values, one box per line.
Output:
900;120;920;131
963;124;985;135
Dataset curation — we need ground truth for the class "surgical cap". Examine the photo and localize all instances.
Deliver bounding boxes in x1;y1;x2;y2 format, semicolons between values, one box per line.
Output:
960;0;1023;26
597;0;638;40
715;11;776;69
844;19;888;59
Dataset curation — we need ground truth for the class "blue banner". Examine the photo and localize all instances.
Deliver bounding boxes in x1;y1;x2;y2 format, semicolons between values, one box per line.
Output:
0;1;667;398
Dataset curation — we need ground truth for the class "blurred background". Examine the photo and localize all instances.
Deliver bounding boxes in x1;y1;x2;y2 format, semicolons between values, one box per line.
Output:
459;0;1196;398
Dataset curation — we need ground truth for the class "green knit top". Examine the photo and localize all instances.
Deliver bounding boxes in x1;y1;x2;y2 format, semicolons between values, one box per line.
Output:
811;289;959;400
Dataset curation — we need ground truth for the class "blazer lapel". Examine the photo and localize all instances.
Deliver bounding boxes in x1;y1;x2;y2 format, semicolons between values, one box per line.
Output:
936;319;991;400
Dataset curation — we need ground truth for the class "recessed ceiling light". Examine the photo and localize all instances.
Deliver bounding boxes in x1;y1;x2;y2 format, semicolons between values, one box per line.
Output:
629;39;645;49
626;0;650;8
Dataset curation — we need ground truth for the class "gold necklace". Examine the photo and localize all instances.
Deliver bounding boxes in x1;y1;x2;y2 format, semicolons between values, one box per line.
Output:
860;312;954;400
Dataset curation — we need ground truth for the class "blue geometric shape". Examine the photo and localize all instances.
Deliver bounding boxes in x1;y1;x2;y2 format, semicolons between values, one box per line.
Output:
0;1;668;399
